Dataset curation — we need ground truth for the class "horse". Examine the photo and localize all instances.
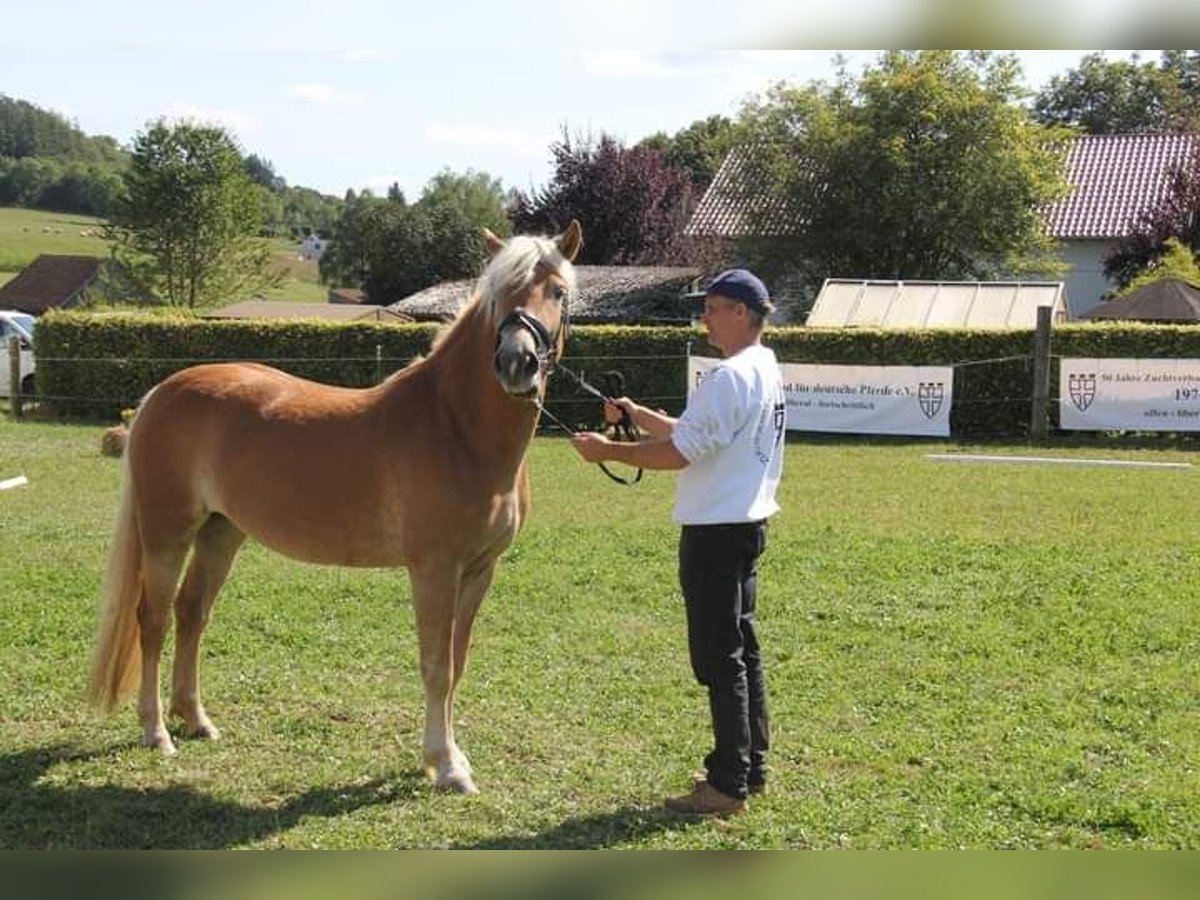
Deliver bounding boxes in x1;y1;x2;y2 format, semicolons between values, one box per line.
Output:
88;220;582;794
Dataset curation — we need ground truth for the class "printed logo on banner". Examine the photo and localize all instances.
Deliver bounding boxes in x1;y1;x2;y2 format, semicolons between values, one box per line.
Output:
1068;372;1096;412
917;381;945;419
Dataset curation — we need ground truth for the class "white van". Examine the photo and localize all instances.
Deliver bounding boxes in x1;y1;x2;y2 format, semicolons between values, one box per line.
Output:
0;310;36;398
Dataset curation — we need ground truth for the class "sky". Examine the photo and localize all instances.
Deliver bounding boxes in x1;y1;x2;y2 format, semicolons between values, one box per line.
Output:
0;2;1191;200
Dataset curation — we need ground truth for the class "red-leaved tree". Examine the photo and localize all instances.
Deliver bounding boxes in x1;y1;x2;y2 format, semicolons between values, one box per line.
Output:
511;129;725;267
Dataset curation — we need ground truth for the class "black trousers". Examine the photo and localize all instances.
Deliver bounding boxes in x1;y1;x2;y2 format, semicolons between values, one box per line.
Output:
677;520;770;800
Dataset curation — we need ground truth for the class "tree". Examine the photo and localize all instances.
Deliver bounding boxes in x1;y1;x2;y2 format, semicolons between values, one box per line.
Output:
105;120;280;308
637;115;736;191
511;129;710;266
1104;144;1200;290
321;170;512;303
1033;51;1200;134
318;189;396;289
731;51;1070;299
1112;237;1200;297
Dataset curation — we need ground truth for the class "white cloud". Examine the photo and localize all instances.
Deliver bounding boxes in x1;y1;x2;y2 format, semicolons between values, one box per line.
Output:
285;83;365;106
162;103;260;135
426;123;551;158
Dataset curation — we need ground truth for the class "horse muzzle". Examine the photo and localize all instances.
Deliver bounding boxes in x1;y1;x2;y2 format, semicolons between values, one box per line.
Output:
493;329;544;397
494;308;555;398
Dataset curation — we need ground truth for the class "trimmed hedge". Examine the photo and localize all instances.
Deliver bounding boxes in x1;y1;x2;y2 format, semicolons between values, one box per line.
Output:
31;311;1200;436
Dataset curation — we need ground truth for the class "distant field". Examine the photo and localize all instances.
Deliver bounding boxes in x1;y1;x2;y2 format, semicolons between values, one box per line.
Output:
0;208;111;272
0;207;327;303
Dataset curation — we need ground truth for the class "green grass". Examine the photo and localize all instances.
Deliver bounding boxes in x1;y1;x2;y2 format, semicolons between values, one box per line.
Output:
0;207;111;272
1;418;1198;848
0;207;326;303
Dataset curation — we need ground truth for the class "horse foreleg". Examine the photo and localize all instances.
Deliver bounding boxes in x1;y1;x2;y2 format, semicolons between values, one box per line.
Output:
170;515;245;740
412;566;476;794
451;557;497;694
137;547;189;754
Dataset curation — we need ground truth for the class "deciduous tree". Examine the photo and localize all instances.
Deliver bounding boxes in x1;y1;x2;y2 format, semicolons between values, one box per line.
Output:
731;51;1070;299
321;170;511;304
105;120;280;308
510;129;711;266
1033;51;1200;134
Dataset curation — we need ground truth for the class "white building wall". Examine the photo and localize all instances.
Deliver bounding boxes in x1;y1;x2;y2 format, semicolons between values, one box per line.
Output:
1057;239;1118;319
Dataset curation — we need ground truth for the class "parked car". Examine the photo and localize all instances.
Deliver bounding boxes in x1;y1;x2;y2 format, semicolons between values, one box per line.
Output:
0;310;36;398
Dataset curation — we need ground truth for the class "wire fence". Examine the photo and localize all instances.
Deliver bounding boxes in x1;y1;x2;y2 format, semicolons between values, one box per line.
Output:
8;349;1050;434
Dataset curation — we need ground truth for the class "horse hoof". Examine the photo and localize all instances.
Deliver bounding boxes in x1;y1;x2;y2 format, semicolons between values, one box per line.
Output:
142;733;177;756
435;774;479;795
186;722;221;741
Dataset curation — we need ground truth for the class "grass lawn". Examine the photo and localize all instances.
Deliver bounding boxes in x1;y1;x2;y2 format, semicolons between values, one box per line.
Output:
1;417;1197;848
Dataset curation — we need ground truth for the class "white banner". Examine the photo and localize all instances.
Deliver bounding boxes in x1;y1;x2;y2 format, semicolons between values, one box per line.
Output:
688;358;953;436
1060;358;1200;431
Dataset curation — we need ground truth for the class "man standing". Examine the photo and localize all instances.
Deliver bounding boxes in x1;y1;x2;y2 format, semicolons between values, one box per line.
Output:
569;269;786;816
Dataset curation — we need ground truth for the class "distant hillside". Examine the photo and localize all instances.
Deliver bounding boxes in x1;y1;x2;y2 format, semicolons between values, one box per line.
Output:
1;94;342;238
0;94;127;163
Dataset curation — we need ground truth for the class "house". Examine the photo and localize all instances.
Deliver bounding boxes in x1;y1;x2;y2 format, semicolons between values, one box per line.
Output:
389;265;701;324
806;279;1067;329
686;133;1200;321
203;301;411;323
1043;133;1199;318
298;234;327;260
0;254;106;315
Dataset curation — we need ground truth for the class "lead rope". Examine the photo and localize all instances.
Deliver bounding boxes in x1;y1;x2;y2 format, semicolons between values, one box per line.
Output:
536;363;644;486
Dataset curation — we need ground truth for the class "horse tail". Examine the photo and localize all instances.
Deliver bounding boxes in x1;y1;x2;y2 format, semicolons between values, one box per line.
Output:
88;427;145;713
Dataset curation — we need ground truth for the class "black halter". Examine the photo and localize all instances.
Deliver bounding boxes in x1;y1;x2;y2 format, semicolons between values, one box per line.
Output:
496;306;566;373
494;304;640;486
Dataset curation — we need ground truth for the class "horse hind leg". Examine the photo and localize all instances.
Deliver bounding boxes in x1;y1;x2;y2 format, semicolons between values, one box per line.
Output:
136;542;190;754
170;514;245;740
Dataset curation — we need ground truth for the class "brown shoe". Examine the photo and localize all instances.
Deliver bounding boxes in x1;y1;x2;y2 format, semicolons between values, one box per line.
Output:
693;770;766;796
664;780;746;816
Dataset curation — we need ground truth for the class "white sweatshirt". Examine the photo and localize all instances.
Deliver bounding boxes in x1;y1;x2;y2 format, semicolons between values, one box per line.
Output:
670;344;786;525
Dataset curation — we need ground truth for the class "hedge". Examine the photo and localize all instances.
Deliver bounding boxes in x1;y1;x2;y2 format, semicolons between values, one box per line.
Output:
30;311;1200;436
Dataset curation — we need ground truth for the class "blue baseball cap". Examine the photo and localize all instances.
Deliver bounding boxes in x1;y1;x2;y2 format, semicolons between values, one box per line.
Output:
687;268;772;315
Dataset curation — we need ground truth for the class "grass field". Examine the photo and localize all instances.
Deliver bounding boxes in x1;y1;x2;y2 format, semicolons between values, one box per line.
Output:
1;417;1197;848
0;206;327;303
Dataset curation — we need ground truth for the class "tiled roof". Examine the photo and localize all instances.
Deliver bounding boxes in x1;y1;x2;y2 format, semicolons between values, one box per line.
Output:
390;265;702;324
1043;133;1199;238
685;147;798;238
0;254;105;314
686;134;1200;241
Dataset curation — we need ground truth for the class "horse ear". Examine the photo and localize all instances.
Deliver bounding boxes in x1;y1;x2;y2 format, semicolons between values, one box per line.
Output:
557;219;582;262
482;228;506;257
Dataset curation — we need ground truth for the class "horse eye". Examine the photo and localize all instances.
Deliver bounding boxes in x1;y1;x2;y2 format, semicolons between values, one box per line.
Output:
551;284;566;303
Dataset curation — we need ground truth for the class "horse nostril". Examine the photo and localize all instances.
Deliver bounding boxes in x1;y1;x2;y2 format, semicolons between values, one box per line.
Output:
521;350;539;378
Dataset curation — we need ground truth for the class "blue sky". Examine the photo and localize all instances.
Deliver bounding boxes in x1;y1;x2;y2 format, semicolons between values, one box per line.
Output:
0;3;1177;199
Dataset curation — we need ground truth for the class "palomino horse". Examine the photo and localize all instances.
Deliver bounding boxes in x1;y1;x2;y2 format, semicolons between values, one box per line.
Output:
89;221;582;794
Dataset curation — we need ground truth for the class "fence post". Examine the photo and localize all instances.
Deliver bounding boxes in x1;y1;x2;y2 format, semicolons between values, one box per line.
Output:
1030;305;1052;439
375;344;383;384
7;335;22;420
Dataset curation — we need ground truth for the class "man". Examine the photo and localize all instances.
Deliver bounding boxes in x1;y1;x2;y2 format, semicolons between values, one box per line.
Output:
570;268;786;816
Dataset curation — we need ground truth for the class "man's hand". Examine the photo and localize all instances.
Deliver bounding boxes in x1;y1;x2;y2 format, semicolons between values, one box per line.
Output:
570;432;614;463
603;396;637;426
